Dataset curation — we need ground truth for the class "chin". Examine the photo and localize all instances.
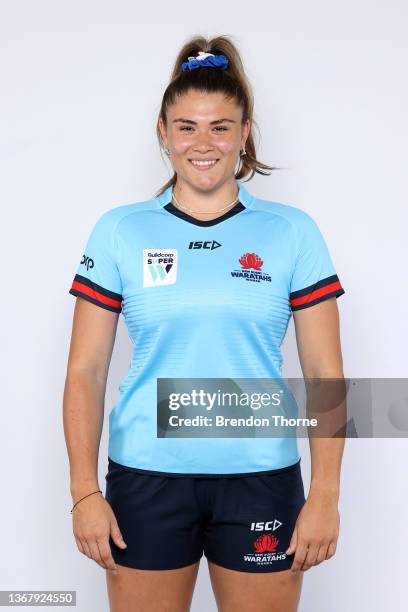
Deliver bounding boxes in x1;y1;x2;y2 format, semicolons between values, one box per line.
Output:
194;179;224;193
192;170;232;187
180;171;219;190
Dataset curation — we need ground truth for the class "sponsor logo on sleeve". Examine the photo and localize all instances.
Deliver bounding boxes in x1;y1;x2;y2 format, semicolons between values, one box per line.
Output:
80;254;94;271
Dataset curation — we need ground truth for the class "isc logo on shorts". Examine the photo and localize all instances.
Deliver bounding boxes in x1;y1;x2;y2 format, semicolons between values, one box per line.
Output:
250;520;282;531
243;518;286;565
143;248;178;288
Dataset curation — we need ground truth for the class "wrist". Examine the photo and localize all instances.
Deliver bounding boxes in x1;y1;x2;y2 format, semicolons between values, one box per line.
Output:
309;479;340;501
70;489;103;514
70;479;100;501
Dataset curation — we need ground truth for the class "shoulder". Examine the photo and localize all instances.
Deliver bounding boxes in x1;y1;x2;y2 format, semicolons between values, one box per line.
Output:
90;197;159;235
251;195;319;236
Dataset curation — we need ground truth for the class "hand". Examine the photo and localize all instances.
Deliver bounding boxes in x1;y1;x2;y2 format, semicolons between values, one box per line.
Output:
286;490;340;572
72;493;127;575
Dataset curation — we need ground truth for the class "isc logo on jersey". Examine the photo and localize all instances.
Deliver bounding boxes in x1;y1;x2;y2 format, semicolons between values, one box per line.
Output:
143;249;178;288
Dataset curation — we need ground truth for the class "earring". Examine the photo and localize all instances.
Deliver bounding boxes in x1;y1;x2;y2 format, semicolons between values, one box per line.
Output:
240;145;247;156
164;146;170;156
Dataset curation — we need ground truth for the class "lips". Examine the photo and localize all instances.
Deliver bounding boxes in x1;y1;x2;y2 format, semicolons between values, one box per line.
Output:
189;159;219;170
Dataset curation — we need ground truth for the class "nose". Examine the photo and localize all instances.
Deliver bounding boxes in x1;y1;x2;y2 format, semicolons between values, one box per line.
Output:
193;144;214;154
192;133;215;153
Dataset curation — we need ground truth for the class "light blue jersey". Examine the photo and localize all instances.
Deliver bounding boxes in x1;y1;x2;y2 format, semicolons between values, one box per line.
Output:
69;181;345;475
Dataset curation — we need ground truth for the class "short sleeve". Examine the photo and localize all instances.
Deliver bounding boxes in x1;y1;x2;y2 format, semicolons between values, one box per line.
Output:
289;211;345;311
68;210;123;313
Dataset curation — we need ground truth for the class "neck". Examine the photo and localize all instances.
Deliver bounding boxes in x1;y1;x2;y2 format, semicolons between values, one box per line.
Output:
172;179;239;222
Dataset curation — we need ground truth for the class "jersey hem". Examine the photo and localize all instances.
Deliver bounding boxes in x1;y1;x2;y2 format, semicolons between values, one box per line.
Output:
107;456;301;478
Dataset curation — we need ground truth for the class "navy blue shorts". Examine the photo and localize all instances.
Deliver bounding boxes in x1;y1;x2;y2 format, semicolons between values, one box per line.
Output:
105;457;306;573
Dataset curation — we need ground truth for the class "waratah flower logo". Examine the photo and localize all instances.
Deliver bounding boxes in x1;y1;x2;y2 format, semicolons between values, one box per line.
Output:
253;533;279;553
239;252;264;271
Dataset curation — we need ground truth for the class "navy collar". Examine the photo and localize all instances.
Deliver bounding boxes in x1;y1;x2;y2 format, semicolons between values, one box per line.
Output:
156;180;255;227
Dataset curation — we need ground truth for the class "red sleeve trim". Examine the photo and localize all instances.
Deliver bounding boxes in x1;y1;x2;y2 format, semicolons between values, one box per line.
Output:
290;274;345;311
69;274;122;313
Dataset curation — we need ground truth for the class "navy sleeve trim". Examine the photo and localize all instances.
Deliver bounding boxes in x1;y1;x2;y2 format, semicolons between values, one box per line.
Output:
69;274;122;313
290;274;345;311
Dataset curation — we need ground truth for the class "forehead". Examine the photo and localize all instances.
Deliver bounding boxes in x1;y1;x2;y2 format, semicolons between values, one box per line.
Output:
167;89;241;119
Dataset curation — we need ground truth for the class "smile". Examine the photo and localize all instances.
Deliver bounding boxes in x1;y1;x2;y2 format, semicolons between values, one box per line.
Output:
189;159;219;170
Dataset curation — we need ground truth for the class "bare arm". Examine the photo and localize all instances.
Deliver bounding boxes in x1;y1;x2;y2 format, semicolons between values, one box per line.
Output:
293;296;346;498
287;296;346;572
63;296;119;501
63;296;126;573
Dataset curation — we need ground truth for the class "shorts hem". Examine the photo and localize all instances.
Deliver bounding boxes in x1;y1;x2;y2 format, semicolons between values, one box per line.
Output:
204;553;294;573
113;554;203;571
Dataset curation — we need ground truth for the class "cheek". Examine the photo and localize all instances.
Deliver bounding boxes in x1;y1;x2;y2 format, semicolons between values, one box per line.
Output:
172;141;191;155
169;131;191;154
217;138;240;156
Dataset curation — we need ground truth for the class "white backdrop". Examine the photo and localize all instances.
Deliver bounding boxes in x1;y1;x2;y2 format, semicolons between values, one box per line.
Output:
1;0;407;610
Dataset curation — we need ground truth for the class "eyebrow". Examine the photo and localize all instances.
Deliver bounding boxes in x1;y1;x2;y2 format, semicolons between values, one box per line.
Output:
172;118;236;125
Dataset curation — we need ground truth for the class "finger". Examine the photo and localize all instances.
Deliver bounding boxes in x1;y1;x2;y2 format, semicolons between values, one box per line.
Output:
110;522;127;549
326;541;337;560
80;538;92;559
95;540;111;570
291;541;309;572
75;536;85;555
285;525;298;555
316;543;329;565
88;540;106;568
97;538;118;573
299;544;319;571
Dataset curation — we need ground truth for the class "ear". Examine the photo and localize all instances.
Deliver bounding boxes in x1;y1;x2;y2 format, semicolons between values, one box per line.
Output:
158;116;168;146
242;118;251;146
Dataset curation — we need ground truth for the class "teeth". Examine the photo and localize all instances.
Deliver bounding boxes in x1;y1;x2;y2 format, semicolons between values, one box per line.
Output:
190;160;218;166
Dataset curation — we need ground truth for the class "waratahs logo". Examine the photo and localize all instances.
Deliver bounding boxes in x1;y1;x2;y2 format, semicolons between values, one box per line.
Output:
231;252;271;283
243;518;286;566
253;533;279;553
239;252;264;270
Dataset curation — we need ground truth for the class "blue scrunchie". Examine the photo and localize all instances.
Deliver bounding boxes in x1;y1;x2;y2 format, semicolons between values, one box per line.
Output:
181;53;229;72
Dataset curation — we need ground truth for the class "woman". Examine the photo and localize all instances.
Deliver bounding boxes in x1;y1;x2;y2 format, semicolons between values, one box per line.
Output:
64;35;345;612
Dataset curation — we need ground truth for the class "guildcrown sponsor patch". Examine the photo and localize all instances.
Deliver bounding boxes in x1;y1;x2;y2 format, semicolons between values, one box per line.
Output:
143;249;178;288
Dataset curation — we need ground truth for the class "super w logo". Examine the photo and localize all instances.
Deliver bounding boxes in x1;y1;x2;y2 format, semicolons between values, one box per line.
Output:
148;261;173;282
143;248;178;288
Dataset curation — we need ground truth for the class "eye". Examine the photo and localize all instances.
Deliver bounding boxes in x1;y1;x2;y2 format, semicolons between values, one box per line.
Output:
178;125;228;132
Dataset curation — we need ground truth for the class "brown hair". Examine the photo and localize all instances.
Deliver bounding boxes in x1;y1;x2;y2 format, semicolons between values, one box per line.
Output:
155;35;281;197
